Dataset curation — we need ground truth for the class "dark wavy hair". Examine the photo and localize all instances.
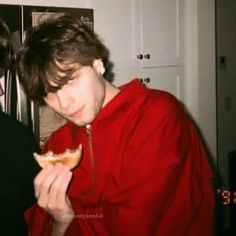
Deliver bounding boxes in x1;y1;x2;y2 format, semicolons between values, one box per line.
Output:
0;18;13;77
17;14;114;101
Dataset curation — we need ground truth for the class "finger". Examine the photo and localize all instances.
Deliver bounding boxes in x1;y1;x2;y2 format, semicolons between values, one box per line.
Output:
36;164;65;207
34;164;54;198
47;166;72;209
56;170;73;205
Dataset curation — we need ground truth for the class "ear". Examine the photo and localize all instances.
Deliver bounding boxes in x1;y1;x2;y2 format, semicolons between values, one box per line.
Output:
93;59;105;75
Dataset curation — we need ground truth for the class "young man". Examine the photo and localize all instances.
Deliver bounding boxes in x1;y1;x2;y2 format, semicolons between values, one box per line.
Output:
17;14;216;236
0;18;40;235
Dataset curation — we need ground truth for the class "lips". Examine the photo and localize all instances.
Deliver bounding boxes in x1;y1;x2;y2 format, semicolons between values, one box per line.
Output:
68;106;84;118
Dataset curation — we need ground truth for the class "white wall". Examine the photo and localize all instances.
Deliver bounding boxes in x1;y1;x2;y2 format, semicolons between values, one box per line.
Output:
184;0;217;163
198;0;216;160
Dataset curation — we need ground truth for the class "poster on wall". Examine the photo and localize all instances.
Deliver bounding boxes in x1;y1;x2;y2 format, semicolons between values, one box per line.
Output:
23;6;94;30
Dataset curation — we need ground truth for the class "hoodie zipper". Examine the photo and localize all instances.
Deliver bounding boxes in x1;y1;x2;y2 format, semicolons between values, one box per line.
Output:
85;124;96;189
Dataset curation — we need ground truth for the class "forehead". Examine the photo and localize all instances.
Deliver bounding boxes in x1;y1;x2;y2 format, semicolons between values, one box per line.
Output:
50;61;82;80
46;61;82;88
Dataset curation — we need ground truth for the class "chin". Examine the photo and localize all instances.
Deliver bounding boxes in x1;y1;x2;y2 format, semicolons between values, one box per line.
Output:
71;117;94;127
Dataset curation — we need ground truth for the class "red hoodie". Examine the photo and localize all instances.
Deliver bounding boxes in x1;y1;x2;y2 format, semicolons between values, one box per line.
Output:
25;79;216;236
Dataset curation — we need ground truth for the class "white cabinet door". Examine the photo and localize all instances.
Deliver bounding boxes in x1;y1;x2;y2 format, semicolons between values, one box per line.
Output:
135;0;184;68
93;0;184;97
140;67;184;100
93;1;138;69
113;67;142;87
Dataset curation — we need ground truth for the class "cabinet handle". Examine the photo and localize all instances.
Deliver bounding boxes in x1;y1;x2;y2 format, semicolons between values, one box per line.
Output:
137;54;143;60
139;77;150;83
144;77;150;83
144;54;151;59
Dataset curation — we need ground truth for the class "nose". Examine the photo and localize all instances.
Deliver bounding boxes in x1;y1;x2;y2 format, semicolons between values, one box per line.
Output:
56;89;71;109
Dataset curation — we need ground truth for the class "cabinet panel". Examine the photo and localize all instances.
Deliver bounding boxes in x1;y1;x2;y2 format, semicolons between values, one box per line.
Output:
140;67;184;100
93;0;139;70
113;67;142;87
137;0;183;67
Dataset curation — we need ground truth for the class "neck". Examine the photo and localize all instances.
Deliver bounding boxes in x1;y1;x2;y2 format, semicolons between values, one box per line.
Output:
102;80;120;107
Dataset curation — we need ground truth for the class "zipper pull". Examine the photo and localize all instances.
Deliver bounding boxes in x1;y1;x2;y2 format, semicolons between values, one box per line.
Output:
86;124;92;138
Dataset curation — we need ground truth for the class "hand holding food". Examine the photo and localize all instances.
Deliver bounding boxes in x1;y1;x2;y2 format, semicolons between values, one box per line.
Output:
34;164;75;236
